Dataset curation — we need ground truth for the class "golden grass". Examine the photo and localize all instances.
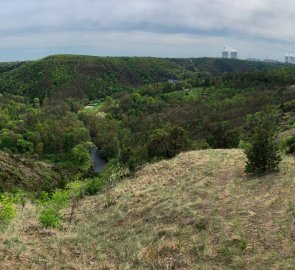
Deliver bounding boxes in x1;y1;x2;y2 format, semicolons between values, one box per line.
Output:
1;149;295;269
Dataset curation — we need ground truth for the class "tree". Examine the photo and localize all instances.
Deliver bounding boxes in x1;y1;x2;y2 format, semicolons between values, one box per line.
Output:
71;142;93;172
244;109;281;174
147;128;170;158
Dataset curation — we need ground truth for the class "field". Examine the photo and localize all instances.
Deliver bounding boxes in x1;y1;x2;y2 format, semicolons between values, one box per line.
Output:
1;149;295;269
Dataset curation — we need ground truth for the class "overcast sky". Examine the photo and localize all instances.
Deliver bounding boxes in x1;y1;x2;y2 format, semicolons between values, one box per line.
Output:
1;0;295;61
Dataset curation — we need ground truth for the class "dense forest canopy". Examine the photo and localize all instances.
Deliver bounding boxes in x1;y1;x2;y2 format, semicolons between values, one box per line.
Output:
0;55;294;191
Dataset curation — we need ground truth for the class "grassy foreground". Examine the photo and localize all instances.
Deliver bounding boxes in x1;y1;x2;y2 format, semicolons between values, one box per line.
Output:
1;149;295;269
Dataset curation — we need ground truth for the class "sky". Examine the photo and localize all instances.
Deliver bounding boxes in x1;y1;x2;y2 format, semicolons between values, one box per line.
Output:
1;0;295;62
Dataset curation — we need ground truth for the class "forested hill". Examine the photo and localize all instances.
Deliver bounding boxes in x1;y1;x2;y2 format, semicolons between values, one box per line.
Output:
0;54;293;100
0;55;190;100
169;57;292;74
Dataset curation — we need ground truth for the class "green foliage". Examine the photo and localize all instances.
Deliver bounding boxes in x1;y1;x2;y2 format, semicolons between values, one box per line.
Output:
85;178;105;196
38;191;51;204
147;126;190;159
286;136;295;155
245;110;282;174
51;189;70;210
66;181;86;199
38;208;61;228
0;95;91;164
38;189;69;228
17;138;34;154
0;194;16;227
238;140;251;151
282;100;295;112
71;142;93;172
85;163;129;195
0;55;295;192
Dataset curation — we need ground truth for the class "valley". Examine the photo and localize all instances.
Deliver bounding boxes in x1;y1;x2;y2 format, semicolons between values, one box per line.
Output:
0;55;294;269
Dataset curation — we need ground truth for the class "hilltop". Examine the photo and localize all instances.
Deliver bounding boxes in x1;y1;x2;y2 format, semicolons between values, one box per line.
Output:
1;149;295;269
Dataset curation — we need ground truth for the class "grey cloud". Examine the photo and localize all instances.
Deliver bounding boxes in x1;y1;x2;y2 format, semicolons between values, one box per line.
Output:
0;0;295;61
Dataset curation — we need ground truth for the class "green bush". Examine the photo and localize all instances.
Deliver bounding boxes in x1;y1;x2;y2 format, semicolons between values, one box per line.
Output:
66;181;86;199
38;190;69;228
51;189;70;210
85;178;105;195
0;194;16;226
38;208;61;228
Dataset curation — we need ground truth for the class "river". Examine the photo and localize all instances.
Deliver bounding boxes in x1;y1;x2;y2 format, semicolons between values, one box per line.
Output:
89;147;108;173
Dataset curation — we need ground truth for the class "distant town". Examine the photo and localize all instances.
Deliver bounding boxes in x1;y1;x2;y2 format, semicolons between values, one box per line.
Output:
221;46;295;65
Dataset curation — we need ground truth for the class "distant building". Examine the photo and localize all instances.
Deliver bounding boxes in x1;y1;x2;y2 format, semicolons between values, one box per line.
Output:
222;50;229;59
222;47;238;59
285;54;295;65
231;51;238;59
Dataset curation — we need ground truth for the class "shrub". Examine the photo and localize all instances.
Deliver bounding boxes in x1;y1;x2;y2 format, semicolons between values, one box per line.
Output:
85;178;105;195
38;190;69;228
38;207;61;228
66;181;86;199
51;189;70;210
0;194;16;226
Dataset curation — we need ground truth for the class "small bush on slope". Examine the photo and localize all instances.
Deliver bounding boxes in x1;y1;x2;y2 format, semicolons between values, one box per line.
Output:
0;194;16;227
38;189;70;228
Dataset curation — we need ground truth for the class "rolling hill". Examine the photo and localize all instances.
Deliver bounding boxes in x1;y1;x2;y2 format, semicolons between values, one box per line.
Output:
0;55;190;100
1;149;295;269
0;55;293;100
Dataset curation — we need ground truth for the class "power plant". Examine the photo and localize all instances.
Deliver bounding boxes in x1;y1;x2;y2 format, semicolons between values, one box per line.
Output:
222;47;238;59
220;47;292;64
285;54;295;65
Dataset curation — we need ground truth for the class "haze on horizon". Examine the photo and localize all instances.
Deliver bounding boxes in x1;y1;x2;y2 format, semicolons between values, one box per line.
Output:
1;0;295;62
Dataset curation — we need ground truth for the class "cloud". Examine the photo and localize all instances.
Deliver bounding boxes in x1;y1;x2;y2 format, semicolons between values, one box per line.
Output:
0;0;295;61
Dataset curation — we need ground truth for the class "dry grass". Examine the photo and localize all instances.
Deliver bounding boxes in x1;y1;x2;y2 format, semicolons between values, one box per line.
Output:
1;149;295;269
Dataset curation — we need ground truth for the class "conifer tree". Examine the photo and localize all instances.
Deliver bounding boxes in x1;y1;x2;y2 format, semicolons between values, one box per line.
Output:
245;109;281;174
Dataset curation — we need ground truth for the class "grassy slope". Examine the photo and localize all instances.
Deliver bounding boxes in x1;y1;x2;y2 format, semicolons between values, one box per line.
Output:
0;150;62;192
1;149;295;269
